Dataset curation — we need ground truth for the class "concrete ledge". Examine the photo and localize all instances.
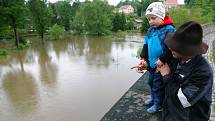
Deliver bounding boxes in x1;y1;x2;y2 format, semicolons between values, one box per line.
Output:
101;72;162;121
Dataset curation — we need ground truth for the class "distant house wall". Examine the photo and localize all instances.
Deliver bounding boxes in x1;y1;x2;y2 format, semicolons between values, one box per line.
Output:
118;5;134;14
134;19;143;29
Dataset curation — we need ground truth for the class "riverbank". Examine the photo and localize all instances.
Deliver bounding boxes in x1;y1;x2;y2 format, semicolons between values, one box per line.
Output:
101;71;162;121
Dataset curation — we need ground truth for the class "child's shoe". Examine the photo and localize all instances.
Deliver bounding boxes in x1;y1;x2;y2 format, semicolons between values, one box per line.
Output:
146;105;161;113
144;98;153;106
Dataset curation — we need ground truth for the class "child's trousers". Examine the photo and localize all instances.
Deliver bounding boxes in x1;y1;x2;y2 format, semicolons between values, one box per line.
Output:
148;68;164;107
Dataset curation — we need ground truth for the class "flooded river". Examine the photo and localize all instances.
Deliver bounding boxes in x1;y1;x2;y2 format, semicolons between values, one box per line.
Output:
0;35;143;121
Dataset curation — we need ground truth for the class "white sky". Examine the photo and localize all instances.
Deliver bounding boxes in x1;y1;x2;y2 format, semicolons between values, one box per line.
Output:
48;0;184;6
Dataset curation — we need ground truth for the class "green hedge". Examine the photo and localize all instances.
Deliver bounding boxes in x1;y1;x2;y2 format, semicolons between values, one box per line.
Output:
169;7;214;28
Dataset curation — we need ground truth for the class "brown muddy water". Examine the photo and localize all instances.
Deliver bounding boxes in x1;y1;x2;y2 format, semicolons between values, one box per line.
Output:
0;35;144;121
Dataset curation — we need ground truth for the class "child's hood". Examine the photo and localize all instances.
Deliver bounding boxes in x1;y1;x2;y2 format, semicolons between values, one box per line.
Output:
160;16;174;26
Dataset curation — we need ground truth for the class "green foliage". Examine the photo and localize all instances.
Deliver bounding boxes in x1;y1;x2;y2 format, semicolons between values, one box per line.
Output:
0;49;8;56
72;11;85;34
27;0;51;42
0;26;13;36
135;2;143;17
140;16;149;33
73;0;113;36
52;1;73;31
0;0;26;28
184;0;215;22
16;35;31;49
17;43;30;50
0;0;26;46
112;13;126;32
126;14;136;30
48;24;64;40
185;0;212;9
169;7;214;28
136;48;142;58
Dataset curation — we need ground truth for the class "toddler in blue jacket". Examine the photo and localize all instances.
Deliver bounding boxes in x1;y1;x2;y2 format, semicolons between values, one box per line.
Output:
138;2;175;113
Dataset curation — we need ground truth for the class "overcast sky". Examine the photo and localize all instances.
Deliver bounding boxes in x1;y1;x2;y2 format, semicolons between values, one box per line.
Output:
48;0;184;6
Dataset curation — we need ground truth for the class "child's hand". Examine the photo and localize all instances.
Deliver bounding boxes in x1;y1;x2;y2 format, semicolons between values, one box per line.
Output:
137;64;147;73
156;59;164;68
131;61;147;73
140;59;146;65
157;63;171;76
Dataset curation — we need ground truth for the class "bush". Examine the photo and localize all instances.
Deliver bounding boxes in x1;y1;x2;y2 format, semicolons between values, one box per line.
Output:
169;7;214;28
48;24;64;40
17;43;30;50
0;26;13;37
0;49;8;56
136;48;142;58
140;16;149;33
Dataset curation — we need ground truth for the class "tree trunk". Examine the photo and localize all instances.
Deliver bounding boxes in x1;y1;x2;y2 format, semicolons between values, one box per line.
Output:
13;27;19;47
41;32;44;44
18;52;24;72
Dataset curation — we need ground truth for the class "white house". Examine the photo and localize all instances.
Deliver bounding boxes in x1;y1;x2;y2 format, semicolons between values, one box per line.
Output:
118;5;134;14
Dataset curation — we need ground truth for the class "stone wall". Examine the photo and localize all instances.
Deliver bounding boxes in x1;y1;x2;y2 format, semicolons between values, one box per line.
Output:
202;22;215;66
202;23;215;36
202;22;215;120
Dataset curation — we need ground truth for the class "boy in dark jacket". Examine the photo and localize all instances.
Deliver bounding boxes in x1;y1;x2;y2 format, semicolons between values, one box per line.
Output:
157;21;213;121
137;2;175;113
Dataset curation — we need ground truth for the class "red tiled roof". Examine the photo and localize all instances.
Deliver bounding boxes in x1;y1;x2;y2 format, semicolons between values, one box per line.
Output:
164;0;178;4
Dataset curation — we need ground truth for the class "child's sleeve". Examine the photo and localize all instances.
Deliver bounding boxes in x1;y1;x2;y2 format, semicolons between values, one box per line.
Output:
140;36;148;61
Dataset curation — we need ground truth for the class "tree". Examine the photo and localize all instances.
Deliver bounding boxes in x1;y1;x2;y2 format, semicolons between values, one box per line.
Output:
28;0;51;44
184;0;215;22
48;24;64;40
140;16;149;33
112;13;126;32
126;14;136;30
71;1;81;19
169;7;212;28
73;0;113;35
54;1;73;31
0;0;26;47
49;3;59;26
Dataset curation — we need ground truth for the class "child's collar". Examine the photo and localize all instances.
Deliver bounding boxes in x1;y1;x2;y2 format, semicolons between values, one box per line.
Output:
159;16;174;27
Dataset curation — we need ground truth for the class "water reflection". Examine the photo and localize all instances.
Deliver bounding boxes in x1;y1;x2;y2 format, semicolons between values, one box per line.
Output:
85;36;112;68
38;45;58;88
67;36;86;57
51;36;85;58
2;68;38;115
